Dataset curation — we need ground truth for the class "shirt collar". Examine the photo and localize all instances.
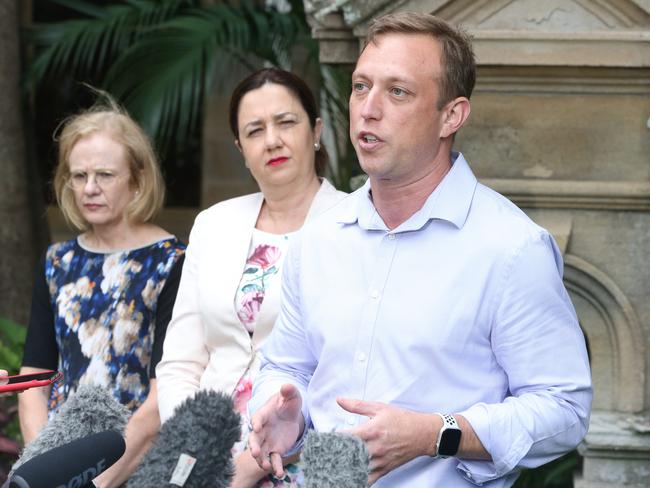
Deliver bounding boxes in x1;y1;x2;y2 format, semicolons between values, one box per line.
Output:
335;152;477;232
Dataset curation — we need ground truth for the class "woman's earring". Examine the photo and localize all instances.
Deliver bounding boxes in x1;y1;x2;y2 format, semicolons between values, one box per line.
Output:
314;142;321;151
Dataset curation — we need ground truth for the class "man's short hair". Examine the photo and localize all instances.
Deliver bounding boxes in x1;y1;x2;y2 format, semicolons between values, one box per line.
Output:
365;12;476;109
54;96;165;231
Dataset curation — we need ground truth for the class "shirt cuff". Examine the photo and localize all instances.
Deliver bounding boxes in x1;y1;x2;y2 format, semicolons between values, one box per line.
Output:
457;402;533;483
283;417;312;457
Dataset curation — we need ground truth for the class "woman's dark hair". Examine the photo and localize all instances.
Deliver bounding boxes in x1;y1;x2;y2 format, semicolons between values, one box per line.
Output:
229;68;328;176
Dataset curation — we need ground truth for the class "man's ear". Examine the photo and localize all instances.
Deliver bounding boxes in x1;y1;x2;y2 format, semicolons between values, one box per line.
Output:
440;97;471;139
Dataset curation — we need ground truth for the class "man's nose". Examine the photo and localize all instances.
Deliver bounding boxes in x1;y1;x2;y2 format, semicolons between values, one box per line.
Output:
360;88;382;120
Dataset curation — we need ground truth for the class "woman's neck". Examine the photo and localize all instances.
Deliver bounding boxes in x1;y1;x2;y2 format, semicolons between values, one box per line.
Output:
83;221;167;251
256;177;321;234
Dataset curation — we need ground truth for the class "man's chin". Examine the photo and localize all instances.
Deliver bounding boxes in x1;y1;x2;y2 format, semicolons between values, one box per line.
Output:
358;154;388;172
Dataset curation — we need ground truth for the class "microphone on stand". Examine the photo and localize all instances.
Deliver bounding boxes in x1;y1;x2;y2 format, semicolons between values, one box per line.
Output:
128;389;241;487
8;430;125;488
302;431;369;488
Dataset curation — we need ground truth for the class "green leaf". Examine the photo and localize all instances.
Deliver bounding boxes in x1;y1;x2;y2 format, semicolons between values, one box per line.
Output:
242;284;262;293
0;318;26;346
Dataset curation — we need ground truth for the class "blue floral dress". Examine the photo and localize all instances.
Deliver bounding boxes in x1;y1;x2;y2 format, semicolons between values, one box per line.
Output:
22;236;185;413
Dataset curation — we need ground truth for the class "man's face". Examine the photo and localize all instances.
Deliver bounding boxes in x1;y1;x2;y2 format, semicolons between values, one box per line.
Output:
349;33;448;185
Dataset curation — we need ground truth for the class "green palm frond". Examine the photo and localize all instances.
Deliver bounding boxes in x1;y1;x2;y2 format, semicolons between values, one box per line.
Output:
102;1;306;148
27;0;308;151
26;0;356;188
25;0;189;90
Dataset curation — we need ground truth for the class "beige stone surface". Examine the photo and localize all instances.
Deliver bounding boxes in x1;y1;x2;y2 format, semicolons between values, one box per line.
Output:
458;79;650;182
201;62;259;208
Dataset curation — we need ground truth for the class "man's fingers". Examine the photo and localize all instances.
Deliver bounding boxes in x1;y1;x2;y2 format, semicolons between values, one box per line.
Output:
249;433;262;457
270;452;284;479
368;472;379;486
252;446;272;472
279;383;299;400
337;397;382;417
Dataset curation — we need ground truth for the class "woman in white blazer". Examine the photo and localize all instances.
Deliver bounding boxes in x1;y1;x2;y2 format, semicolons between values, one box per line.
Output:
156;68;347;487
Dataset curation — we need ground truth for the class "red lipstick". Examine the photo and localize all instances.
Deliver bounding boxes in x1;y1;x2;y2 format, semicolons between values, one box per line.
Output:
267;157;289;167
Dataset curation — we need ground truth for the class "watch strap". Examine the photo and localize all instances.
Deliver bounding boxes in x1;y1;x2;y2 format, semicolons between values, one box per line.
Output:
434;413;461;459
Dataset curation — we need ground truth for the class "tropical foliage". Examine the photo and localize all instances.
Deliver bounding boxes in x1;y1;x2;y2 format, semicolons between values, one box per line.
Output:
25;0;356;190
0;317;26;483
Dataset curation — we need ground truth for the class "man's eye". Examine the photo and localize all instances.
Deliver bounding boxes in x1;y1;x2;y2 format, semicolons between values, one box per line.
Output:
247;128;262;136
352;82;368;92
391;87;407;97
280;120;296;126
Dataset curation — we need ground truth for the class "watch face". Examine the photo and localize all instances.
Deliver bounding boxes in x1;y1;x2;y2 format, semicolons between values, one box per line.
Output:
439;428;462;457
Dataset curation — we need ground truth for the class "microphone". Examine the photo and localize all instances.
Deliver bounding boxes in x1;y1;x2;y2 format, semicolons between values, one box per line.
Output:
128;389;241;487
14;385;129;469
8;430;125;488
302;431;369;488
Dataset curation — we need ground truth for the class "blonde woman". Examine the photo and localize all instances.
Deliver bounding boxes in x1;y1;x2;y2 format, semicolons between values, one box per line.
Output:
19;101;185;487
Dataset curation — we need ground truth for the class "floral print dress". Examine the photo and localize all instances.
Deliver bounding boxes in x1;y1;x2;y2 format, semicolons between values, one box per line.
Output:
35;237;185;413
233;229;303;487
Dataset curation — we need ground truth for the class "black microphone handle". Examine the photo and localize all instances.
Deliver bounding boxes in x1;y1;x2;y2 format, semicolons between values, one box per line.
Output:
8;475;95;488
10;431;124;488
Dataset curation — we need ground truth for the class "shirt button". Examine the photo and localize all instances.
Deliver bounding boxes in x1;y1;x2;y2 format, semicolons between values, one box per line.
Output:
387;233;395;240
346;417;355;426
357;352;366;362
370;290;379;299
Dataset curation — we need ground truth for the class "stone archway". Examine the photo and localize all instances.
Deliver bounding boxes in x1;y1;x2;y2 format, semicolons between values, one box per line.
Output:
564;253;645;413
563;254;650;488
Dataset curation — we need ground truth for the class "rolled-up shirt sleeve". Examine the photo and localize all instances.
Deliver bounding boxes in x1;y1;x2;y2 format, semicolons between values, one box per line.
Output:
249;233;316;452
456;232;592;485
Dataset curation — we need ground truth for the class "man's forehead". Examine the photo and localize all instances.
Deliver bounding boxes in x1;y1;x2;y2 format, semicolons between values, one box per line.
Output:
353;33;441;80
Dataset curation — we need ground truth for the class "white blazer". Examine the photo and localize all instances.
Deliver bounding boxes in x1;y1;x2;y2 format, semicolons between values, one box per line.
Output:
157;179;347;422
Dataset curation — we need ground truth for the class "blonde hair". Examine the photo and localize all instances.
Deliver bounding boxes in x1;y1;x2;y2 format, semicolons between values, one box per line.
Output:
53;95;165;231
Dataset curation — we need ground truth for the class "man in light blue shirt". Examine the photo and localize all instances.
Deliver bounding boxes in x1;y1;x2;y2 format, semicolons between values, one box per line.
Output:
248;11;592;487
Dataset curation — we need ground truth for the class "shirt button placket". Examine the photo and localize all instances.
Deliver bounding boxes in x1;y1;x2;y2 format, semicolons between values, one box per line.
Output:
349;231;397;427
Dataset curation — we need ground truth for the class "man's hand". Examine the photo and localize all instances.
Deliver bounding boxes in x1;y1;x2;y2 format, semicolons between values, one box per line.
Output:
338;398;438;486
249;384;305;479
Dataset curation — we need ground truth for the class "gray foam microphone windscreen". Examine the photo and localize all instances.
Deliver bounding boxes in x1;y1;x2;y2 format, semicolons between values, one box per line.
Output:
128;389;241;487
302;431;369;488
14;385;129;470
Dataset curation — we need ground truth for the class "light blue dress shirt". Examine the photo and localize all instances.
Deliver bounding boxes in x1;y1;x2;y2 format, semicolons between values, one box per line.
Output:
251;152;592;487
